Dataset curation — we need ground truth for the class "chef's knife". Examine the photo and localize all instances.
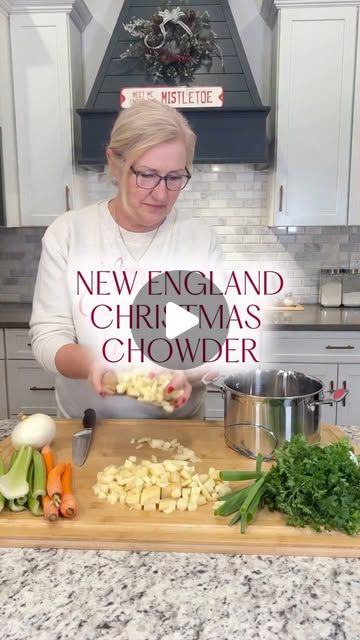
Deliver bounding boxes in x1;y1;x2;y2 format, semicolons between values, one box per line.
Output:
72;409;97;466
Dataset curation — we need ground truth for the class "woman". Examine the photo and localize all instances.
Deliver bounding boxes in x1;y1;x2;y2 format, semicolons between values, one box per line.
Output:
29;99;223;419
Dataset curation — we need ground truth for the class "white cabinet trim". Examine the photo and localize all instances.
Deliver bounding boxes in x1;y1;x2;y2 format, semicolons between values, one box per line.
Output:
349;12;360;224
0;0;91;31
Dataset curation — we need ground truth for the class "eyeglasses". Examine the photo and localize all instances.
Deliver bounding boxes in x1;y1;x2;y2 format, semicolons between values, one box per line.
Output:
130;166;191;191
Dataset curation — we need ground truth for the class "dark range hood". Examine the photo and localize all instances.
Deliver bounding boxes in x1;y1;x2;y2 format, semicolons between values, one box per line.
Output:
77;0;270;166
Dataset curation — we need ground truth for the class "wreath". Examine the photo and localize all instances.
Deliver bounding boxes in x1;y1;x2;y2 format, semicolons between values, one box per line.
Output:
119;1;224;85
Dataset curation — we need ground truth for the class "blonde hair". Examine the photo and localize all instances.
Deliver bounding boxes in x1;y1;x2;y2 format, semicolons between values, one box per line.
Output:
107;99;196;211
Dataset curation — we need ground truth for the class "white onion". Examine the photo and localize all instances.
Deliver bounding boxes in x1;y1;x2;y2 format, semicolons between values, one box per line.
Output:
11;413;56;450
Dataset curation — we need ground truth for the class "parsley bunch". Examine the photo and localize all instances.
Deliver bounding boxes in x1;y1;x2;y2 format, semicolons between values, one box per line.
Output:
263;435;360;535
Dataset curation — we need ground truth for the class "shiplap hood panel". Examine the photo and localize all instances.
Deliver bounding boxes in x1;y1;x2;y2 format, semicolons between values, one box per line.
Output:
77;0;271;165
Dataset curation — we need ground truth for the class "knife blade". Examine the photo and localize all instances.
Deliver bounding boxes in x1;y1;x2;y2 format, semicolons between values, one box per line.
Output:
72;408;97;466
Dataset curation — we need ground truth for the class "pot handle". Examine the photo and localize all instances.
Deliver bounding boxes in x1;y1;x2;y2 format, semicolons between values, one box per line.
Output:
309;387;349;407
201;373;226;391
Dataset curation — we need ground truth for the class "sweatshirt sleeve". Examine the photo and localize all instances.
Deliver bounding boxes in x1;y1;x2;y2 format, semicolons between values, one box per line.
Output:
29;217;76;375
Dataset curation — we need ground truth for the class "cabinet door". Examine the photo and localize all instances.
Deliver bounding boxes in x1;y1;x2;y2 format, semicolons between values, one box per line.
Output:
261;362;337;425
10;13;74;225
336;364;360;426
0;361;8;419
273;6;357;226
6;360;56;416
349;17;360;225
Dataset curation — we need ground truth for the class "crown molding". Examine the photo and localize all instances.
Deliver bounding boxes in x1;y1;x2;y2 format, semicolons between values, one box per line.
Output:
261;0;360;23
0;0;92;30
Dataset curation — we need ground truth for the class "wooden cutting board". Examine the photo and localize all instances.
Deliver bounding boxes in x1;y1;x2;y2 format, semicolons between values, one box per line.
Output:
0;420;359;557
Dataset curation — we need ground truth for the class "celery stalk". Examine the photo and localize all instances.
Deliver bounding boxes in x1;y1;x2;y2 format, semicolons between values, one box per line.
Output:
27;461;43;516
9;499;26;512
0;458;5;512
31;450;46;499
0;446;33;499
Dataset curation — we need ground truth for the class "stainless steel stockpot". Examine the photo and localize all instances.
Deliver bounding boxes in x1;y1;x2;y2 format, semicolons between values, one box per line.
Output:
210;369;348;459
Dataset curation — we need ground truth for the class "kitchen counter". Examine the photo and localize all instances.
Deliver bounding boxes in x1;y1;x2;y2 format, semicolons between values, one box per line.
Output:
0;302;32;328
263;304;360;331
0;419;359;640
3;302;360;332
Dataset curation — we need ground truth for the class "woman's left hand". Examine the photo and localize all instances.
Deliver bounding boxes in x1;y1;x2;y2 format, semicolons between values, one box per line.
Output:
166;372;192;409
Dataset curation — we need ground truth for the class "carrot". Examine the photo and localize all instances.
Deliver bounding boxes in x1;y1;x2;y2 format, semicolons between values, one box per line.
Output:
59;463;77;518
47;462;66;507
42;495;59;522
41;445;55;476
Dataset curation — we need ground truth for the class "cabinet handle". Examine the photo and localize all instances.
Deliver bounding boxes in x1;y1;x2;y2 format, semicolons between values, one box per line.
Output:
29;386;55;391
65;185;70;212
342;381;347;407
27;343;31;347
325;345;354;350
279;185;284;212
330;380;334;392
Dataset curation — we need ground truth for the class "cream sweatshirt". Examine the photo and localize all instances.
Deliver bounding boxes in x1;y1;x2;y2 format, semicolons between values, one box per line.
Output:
29;200;223;418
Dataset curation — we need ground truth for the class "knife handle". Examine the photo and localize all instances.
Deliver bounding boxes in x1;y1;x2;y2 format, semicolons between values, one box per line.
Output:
83;408;96;429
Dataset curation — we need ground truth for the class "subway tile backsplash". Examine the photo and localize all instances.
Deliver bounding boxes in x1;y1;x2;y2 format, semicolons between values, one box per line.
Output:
1;164;360;303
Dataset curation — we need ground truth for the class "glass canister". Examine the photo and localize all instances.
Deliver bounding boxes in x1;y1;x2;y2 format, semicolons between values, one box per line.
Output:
342;268;360;307
320;268;343;307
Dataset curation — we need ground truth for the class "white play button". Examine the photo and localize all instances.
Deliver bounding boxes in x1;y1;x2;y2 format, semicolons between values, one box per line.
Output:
165;302;199;340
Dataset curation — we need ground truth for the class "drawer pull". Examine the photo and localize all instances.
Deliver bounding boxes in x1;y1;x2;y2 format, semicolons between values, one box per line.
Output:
29;386;55;391
27;343;31;347
325;345;354;350
342;380;347;407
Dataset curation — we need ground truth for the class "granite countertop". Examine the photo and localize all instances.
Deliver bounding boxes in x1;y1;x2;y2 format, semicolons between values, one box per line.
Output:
0;419;359;640
3;302;360;332
263;304;360;331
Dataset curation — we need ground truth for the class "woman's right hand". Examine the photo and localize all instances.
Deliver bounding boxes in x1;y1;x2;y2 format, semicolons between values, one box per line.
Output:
87;362;118;397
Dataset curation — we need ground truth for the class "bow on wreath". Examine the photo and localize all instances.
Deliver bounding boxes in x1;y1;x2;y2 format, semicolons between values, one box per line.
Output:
144;7;193;50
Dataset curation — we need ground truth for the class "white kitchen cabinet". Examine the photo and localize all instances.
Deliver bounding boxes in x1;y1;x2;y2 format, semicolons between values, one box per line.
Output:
7;360;56;416
4;329;56;417
336;365;360;426
0;331;8;418
349;16;360;225
262;330;360;425
265;0;358;226
7;0;91;226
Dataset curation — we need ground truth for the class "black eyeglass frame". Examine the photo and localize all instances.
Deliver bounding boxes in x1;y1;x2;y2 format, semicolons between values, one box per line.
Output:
130;166;192;191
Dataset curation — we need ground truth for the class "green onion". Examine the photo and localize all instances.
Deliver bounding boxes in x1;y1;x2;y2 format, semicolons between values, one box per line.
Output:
246;486;266;524
240;512;247;534
215;487;250;516
228;510;242;526
240;475;267;515
256;453;263;474
219;470;263;481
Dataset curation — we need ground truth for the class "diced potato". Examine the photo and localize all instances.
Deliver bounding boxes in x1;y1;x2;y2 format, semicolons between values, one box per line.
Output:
107;494;118;505
133;504;143;511
128;456;137;463
170;471;181;483
126;492;141;505
198;474;209;483
141;486;161;505
187;503;198;512
176;497;188;511
159;499;177;512
197;495;207;506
